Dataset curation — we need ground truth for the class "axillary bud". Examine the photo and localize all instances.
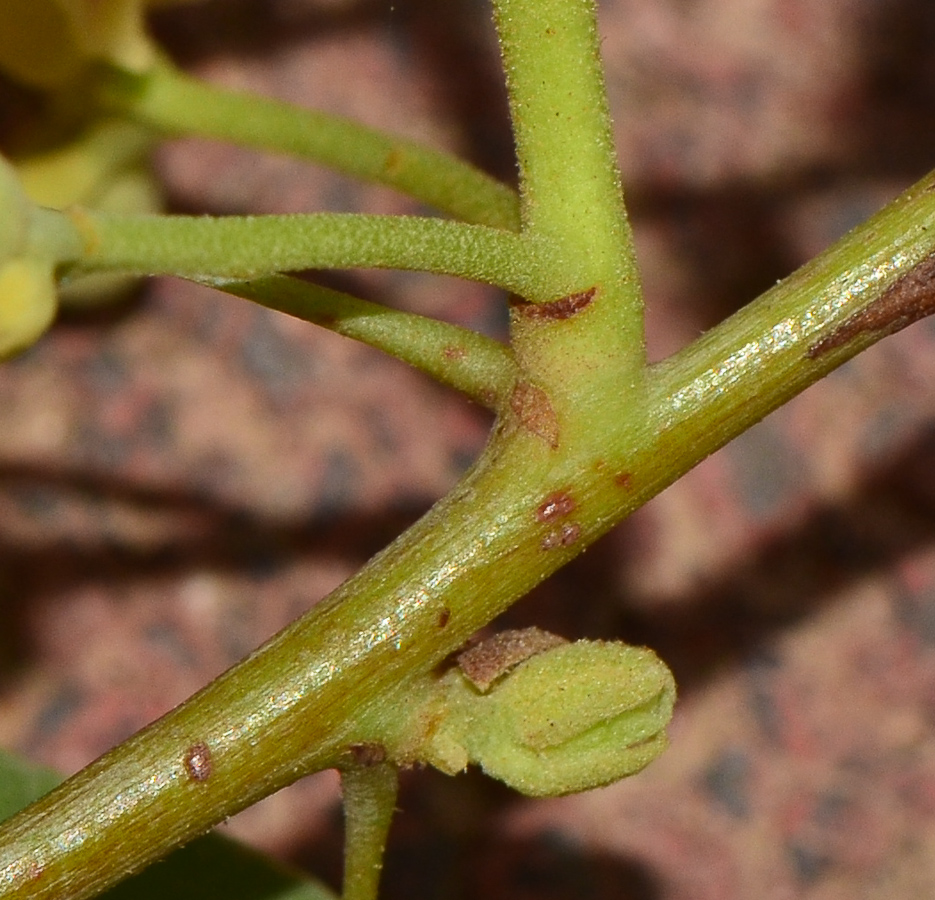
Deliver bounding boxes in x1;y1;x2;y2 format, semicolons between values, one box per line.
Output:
422;639;676;797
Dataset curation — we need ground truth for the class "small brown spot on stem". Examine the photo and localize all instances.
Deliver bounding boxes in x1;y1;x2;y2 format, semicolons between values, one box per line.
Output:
184;742;212;782
536;490;576;522
511;287;596;321
458;627;567;691
438;607;451;628
443;345;466;360
383;147;404;176
510;381;559;448
808;252;935;358
349;742;387;766
615;472;633;488
540;522;582;550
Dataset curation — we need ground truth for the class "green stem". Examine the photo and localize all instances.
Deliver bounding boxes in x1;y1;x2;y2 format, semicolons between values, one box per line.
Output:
208;274;516;408
99;61;520;231
651;169;935;442
7;0;935;897
6;166;935;900
67;208;546;294
494;0;643;345
340;763;398;900
493;0;646;454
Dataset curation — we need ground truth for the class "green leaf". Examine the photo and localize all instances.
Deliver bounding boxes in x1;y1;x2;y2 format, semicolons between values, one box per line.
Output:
0;750;61;820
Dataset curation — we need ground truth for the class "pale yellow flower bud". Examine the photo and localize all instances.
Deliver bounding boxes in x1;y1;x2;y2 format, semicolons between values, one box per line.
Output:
0;258;57;359
0;0;198;88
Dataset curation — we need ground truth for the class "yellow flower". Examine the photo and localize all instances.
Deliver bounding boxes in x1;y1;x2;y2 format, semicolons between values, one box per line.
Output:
0;157;57;357
0;0;197;89
0;258;57;358
0;1;193;311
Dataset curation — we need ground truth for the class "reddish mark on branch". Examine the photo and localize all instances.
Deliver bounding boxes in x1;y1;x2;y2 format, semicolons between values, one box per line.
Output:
383;147;404;176
184;742;212;782
615;472;633;489
540;522;582;550
443;345;467;360
349;742;387;766
807;252;935;358
536;490;576;522
457;627;567;691
510;381;560;448
512;287;596;321
438;607;451;628
24;860;43;882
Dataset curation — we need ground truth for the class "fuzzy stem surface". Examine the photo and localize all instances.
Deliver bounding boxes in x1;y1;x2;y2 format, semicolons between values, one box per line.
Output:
67;209;545;294
99;62;520;230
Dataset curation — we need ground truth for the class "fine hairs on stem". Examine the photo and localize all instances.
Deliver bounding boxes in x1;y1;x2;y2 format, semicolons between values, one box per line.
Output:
1;2;935;899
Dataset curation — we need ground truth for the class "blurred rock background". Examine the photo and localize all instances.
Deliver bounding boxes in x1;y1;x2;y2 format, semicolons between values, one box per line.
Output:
4;0;935;897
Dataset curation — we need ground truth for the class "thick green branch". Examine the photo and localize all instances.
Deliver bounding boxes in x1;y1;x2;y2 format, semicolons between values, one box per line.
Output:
99;62;520;231
7;166;935;900
66;209;545;294
651;168;935;446
8;2;935;899
207;274;516;408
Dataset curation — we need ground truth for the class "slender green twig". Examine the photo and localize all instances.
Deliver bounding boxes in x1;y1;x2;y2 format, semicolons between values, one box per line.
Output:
207;274;516;408
340;763;398;900
99;61;521;230
495;0;644;378
66;209;548;295
491;0;647;453
496;0;639;289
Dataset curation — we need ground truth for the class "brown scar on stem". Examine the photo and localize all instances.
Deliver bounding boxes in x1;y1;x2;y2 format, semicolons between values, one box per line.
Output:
383;147;404;176
511;286;597;321
438;606;451;628
536;490;576;522
540;522;582;551
443;345;467;360
510;381;560;448
614;472;633;488
348;742;387;766
183;742;212;782
457;627;567;692
807;252;935;358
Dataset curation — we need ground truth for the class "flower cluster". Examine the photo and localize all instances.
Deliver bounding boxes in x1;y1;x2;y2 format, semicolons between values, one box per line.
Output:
0;158;58;358
0;1;194;350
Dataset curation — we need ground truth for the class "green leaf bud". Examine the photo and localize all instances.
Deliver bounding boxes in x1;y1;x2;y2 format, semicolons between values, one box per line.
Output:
420;639;676;797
